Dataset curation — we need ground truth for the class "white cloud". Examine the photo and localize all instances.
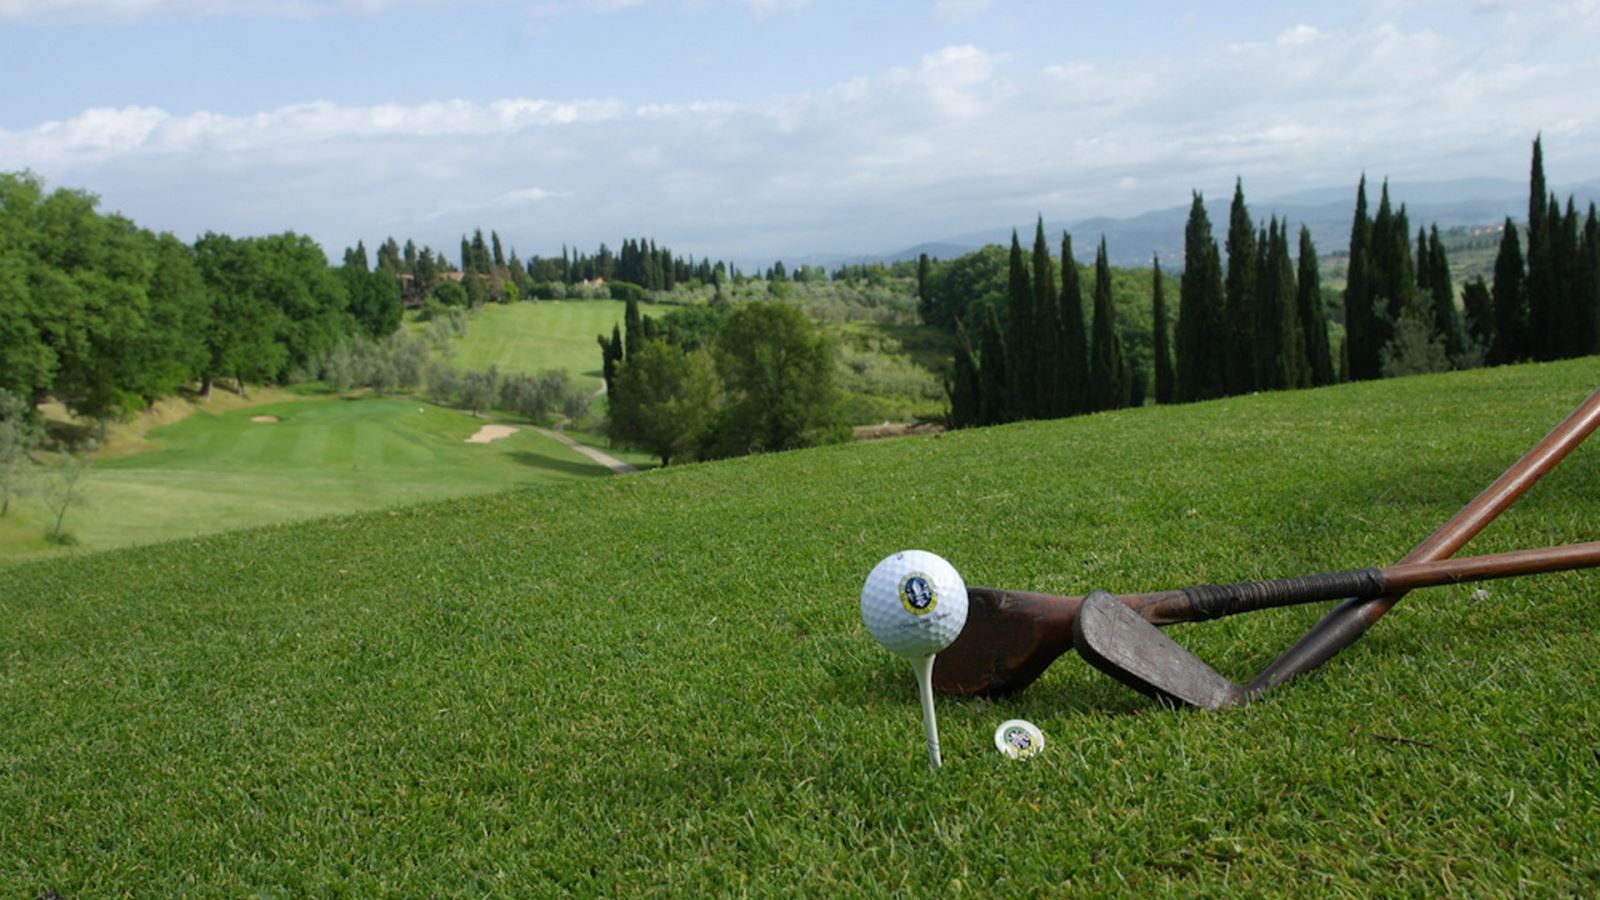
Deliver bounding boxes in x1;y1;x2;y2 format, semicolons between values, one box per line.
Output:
0;0;441;22
7;18;1600;260
934;0;997;26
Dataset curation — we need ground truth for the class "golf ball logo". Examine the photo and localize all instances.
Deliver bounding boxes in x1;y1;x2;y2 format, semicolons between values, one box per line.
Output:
994;719;1045;760
899;573;938;615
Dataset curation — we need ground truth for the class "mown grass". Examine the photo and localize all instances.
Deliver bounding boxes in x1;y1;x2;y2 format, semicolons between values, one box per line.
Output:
435;299;627;388
0;396;618;563
3;360;1599;894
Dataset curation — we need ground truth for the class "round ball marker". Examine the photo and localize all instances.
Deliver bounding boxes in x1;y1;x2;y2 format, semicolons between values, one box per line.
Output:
994;719;1045;760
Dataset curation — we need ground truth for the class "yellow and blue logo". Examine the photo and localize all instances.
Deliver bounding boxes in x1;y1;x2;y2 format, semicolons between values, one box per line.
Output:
899;572;938;615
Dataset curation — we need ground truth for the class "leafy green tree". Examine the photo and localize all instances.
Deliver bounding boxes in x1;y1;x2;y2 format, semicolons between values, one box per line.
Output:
1489;218;1529;364
708;303;847;455
460;366;499;418
924;244;1006;333
1059;232;1088;414
44;447;91;544
1224;179;1257;394
0;388;37;517
1296;226;1336;386
1086;238;1128;411
977;304;1010;426
1151;255;1174;404
1380;303;1449;378
1176;192;1228;402
624;297;643;359
193;233;287;397
610;341;720;466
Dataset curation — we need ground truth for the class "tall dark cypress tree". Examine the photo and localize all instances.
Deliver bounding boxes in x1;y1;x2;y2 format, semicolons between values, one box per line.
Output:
1253;217;1284;389
1005;232;1035;420
1031;217;1063;417
1087;238;1128;411
1553;199;1586;359
949;320;981;429
1529;193;1561;361
1152;255;1174;404
1462;277;1494;353
1272;221;1309;388
1344;176;1379;380
1059;232;1088;415
1297;226;1335;386
978;304;1011;426
1224;179;1257;395
916;253;932;323
1582;204;1600;357
1489;218;1529;365
1176;192;1228;402
623;298;643;359
1426;225;1465;362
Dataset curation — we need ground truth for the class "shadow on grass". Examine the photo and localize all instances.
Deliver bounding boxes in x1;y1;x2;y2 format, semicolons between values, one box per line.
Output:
504;450;616;479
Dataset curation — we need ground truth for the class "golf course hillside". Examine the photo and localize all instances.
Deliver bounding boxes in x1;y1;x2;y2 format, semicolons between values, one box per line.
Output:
0;395;633;563
4;360;1598;894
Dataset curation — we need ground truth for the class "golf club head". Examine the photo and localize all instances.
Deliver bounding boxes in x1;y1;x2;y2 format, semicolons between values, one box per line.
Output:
1073;590;1247;710
932;587;1081;696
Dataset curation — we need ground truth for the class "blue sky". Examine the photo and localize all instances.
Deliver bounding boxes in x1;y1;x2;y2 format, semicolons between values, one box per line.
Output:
3;0;1598;263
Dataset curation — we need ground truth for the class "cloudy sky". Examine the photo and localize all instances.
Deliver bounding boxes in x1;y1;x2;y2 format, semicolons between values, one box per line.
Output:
3;0;1598;264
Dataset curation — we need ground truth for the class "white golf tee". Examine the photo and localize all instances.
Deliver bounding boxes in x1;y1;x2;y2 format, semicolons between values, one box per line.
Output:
912;654;941;771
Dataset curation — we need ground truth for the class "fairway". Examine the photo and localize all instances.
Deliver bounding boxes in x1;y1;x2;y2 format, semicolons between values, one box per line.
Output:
3;360;1599;894
0;396;617;562
439;299;628;388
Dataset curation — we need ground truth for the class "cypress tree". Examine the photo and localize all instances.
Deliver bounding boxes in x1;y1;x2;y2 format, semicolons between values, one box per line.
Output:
1582;205;1600;357
1252;218;1282;389
1152;255;1174;404
978;304;1010;426
491;231;505;270
1554;199;1586;358
1176;192;1228;402
1528;193;1560;361
916;253;932;323
1272;221;1309;388
1005;231;1035;419
1059;232;1088;415
1528;134;1547;267
623;298;643;359
1489;218;1529;365
1344;176;1379;380
1224;179;1257;395
1426;225;1466;362
1296;226;1335;386
949;319;981;429
1087;238;1128;411
1461;277;1494;354
1031;217;1063;417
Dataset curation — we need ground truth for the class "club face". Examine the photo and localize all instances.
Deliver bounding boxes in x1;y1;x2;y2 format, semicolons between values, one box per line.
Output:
1072;591;1247;710
931;587;1081;696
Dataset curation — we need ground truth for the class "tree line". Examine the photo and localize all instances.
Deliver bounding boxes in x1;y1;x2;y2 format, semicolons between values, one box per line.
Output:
598;298;850;466
937;136;1599;427
0;171;403;423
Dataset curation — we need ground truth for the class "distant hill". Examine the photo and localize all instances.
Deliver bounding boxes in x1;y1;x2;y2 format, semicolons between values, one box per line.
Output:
898;177;1599;270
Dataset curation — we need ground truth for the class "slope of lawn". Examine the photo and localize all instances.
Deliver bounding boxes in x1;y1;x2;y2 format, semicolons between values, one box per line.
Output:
0;395;617;562
437;299;627;388
3;360;1599;894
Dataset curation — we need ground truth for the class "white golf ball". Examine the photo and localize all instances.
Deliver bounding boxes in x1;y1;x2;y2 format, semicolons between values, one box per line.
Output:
860;550;969;659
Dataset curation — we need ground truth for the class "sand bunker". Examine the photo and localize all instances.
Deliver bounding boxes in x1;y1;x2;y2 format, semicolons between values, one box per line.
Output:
250;415;280;424
466;424;518;444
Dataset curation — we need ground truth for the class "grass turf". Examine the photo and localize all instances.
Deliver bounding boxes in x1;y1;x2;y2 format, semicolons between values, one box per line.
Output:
435;299;627;388
0;396;618;563
2;360;1599;893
